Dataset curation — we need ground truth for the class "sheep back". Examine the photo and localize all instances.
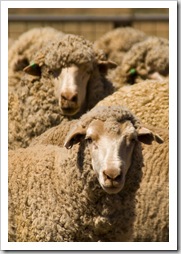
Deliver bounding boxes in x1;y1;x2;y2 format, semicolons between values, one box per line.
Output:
97;79;169;129
30;118;78;147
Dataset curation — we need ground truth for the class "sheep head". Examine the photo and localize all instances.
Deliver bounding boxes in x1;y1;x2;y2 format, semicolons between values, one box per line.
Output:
23;34;117;117
64;106;163;194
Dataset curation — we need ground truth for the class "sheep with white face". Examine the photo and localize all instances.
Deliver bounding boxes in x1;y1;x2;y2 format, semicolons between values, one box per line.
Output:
9;106;168;242
53;63;93;116
85;120;136;194
64;111;162;195
9;34;116;149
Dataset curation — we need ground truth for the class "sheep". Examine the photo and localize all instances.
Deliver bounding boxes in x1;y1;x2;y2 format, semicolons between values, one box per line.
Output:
8;33;117;150
8;105;168;242
30;79;169;148
94;26;148;66
8;27;64;89
109;36;169;88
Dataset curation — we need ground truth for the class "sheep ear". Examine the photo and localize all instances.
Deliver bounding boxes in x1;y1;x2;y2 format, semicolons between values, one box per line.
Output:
64;125;86;149
23;62;41;76
137;127;164;145
23;54;44;76
97;60;117;74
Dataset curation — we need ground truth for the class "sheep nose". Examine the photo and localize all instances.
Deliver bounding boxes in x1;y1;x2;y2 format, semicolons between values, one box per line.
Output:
103;168;123;182
61;92;78;103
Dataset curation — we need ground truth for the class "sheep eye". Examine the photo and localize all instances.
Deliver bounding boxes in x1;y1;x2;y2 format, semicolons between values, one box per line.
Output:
126;135;137;145
49;69;61;78
130;136;137;143
85;137;93;144
86;69;92;75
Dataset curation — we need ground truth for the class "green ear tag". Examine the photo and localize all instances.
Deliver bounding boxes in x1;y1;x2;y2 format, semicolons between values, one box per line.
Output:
129;68;136;75
30;62;37;68
24;61;41;76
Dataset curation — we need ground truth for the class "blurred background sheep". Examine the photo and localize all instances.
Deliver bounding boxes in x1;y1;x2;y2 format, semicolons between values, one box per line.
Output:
94;27;148;66
109;36;169;88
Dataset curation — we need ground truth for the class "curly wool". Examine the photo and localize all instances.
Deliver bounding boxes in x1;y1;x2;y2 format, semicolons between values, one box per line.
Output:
9;106;144;242
133;128;169;241
8;27;64;88
30;118;77;147
9;144;142;242
77;105;141;130
97;79;169;129
94;27;147;65
8;76;62;150
8;34;114;150
41;34;95;69
9;106;168;242
110;36;169;87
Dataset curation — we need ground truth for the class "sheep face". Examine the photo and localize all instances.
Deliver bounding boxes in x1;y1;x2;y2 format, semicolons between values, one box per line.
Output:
84;119;137;194
64;111;163;194
53;63;93;116
65;119;137;194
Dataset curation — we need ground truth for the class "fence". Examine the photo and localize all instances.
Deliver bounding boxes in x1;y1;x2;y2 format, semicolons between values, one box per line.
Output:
8;14;169;41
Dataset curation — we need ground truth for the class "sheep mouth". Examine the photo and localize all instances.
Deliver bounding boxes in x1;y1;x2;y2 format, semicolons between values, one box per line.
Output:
102;185;123;194
60;107;80;116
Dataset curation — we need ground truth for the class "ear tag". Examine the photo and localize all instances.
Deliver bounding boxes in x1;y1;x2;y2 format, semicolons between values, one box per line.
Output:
23;61;42;76
30;62;36;68
129;68;137;75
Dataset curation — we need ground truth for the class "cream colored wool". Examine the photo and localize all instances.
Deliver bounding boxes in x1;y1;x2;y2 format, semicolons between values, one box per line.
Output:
97;79;169;129
8;27;64;89
133;129;169;241
9;106;168;242
30;118;77;147
94;27;147;66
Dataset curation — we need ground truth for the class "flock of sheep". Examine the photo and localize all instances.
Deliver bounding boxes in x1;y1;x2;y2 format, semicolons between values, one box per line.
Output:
8;26;169;242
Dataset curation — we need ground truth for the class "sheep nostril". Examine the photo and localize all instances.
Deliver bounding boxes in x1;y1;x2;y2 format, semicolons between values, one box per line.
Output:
114;172;123;182
103;169;122;182
71;94;78;103
61;93;78;103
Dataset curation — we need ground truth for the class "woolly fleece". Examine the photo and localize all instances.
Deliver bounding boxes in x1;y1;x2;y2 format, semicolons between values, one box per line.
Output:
94;27;147;65
8;27;64;89
97;79;169;129
9;106;168;242
109;36;169;87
